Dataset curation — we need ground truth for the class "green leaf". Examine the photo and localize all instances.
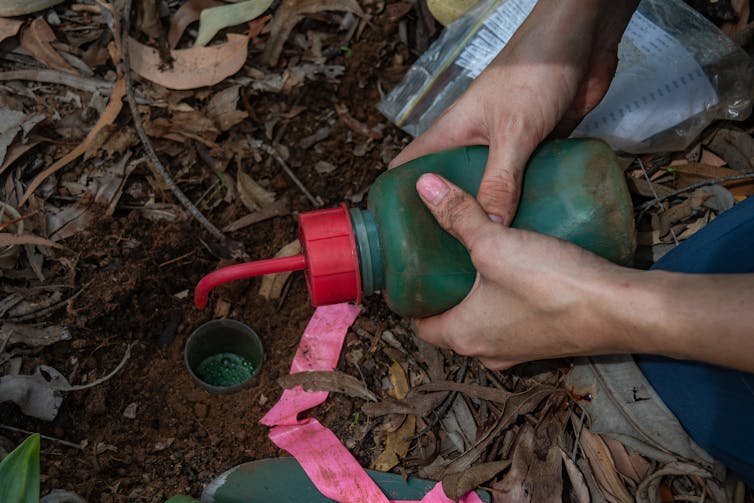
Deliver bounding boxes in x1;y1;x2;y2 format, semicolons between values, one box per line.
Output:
0;434;40;503
194;0;274;47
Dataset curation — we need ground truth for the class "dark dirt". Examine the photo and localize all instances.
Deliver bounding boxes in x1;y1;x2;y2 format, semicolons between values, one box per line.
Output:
0;4;417;501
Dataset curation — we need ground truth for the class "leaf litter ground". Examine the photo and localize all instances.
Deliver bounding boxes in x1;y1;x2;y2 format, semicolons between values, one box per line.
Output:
1;1;753;502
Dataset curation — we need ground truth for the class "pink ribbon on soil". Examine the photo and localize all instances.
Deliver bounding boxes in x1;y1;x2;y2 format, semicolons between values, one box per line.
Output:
261;303;484;503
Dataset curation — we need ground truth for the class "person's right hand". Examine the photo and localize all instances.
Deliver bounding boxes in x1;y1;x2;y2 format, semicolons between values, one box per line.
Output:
389;0;638;224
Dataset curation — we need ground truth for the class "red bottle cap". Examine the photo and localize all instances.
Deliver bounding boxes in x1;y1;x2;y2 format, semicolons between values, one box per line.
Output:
194;204;361;309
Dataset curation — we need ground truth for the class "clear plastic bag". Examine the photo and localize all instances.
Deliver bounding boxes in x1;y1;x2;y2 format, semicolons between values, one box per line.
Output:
378;0;754;154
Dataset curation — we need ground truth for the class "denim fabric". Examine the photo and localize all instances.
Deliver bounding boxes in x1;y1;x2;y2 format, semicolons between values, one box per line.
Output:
635;195;754;487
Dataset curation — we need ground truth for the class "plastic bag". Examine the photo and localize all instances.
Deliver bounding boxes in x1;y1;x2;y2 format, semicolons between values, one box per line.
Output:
378;0;754;154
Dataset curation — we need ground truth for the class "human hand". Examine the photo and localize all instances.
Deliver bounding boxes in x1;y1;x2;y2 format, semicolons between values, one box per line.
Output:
390;0;638;224
412;173;632;370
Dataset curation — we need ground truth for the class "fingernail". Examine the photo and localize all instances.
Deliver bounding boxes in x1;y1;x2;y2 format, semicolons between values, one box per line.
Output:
417;174;449;205
488;214;503;223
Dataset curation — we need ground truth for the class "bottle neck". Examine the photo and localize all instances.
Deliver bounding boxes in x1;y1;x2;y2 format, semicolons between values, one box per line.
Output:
349;208;384;297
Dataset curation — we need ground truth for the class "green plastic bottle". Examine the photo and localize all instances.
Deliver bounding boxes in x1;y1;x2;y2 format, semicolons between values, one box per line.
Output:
195;139;635;318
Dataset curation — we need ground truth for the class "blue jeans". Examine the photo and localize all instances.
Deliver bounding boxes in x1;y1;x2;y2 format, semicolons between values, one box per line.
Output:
635;195;754;487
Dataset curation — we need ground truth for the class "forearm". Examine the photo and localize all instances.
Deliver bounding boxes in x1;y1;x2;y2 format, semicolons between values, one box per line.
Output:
597;269;754;372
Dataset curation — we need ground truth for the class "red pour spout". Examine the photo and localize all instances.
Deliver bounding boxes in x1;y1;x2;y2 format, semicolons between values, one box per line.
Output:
194;254;307;309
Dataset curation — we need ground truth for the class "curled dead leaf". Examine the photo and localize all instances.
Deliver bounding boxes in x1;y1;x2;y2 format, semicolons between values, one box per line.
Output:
20;18;77;74
0;0;64;16
128;33;249;90
0;18;22;44
262;0;364;66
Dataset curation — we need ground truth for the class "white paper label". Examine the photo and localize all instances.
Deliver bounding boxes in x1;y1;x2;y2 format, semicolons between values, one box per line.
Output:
453;0;719;148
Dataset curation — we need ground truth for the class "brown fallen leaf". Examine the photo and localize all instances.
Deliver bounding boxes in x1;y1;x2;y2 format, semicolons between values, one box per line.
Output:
207;85;248;131
168;0;223;48
443;386;557;475
0;323;71;348
237;170;276;212
258;239;300;300
559;448;590;503
579;427;634;503
0;140;42;177
0;18;22;44
335;103;384;140
0;0;64;17
20;79;125;205
442;460;510;501
20;18;78;74
128;33;249;90
0;233;64;249
603;436;652;485
277;370;377;401
373;362;414;471
409;380;513;404
261;0;364;66
223;198;289;232
361;391;446;417
490;409;567;503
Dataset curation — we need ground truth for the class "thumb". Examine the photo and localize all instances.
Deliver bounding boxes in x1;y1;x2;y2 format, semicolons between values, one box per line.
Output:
475;140;532;225
416;174;493;249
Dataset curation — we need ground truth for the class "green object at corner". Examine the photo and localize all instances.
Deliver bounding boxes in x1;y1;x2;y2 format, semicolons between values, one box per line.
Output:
353;138;636;317
201;457;491;502
0;433;40;503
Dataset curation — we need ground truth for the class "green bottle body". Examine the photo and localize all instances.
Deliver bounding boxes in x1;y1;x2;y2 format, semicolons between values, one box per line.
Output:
351;139;635;318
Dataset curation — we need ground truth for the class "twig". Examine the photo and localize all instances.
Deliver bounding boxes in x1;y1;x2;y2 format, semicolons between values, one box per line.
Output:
5;281;93;322
636;172;754;214
0;424;82;450
250;137;322;208
409;356;471;441
57;342;135;391
0;70;112;94
121;0;226;242
638;159;679;246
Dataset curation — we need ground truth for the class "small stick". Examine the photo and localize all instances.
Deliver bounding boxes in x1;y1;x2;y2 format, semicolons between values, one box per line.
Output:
122;0;226;242
0;424;82;450
250;137;322;208
636;172;754;214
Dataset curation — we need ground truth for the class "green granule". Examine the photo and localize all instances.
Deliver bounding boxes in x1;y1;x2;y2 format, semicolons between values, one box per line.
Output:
196;352;255;387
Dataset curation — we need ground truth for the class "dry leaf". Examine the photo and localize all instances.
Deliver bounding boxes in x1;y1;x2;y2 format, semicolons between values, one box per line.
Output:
20;18;78;74
0;233;63;249
335;103;384;139
262;0;364;66
443;461;510;502
579;427;634;503
560;448;591;503
278;370;377;401
0;109;44;168
207;85;248;131
0;323;71;348
372;362;414;471
20;78;126;205
194;0;273;47
0;0;64;16
410;380;513;404
237;171;276;211
128;33;249;90
258;239;300;300
604;436;652;485
223;198;289;232
168;0;223;48
490;410;567;503
361;391;446;417
0;18;22;44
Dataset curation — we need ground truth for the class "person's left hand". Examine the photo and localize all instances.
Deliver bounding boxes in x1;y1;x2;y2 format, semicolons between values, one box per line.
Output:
412;172;632;369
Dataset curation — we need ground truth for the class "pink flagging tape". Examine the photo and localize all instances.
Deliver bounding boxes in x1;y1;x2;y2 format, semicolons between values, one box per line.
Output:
261;304;484;503
261;303;361;426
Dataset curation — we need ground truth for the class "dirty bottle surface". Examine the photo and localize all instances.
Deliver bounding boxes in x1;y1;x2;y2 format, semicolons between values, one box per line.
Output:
194;139;635;320
351;139;635;317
